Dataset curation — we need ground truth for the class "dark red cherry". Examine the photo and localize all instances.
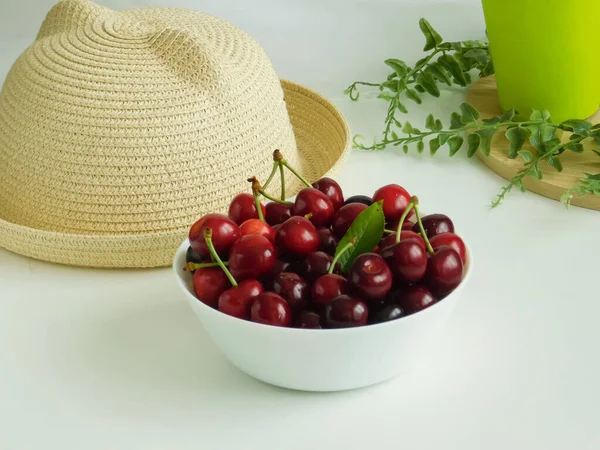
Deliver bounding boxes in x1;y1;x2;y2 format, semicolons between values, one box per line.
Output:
430;232;467;264
189;213;241;257
387;218;416;232
218;279;264;319
228;234;276;281
412;213;454;238
192;267;231;309
228;193;266;225
311;274;349;310
372;184;413;222
373;304;405;323
379;231;426;252
186;246;205;267
343;195;372;206
269;258;301;280
292;188;335;227
312;177;344;211
324;295;368;328
380;240;427;283
265;202;292;226
275;216;320;257
294;311;323;329
301;251;338;282
348;253;393;302
317;227;339;255
239;218;275;242
390;285;437;314
250;292;292;327
332;203;368;238
271;272;310;314
425;246;463;297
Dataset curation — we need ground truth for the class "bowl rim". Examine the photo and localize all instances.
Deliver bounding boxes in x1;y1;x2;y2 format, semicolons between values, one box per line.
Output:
172;238;472;335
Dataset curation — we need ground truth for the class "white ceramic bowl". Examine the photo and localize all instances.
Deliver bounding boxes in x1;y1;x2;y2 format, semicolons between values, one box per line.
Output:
173;239;472;392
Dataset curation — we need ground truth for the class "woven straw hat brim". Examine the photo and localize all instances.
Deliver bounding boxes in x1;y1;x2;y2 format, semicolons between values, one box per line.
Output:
0;79;350;268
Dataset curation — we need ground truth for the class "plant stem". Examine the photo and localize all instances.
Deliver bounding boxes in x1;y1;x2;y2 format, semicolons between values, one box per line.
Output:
383;229;397;234
203;228;237;287
395;202;415;243
329;239;355;274
262;161;279;191
279;162;286;200
281;161;312;188
253;190;266;222
184;261;228;272
412;197;435;255
260;188;293;206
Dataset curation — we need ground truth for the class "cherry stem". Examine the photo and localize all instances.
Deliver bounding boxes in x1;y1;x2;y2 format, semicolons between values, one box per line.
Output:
383;229;396;234
260;188;293;206
328;238;355;274
253;190;266;222
279;161;286;200
261;161;279;191
203;228;238;287
184;261;228;272
395;202;415;244
412;197;435;255
249;176;293;206
281;160;312;188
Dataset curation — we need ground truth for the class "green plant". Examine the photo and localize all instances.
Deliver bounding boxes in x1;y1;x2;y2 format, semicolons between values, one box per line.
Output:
346;18;600;208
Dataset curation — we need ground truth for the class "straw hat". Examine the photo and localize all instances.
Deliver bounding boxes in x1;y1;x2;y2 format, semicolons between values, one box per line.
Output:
0;0;350;268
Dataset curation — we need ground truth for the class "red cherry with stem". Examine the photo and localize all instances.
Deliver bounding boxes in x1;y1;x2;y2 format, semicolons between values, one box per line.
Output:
372;184;413;222
250;292;292;327
380;240;428;283
311;274;349;310
301;251;338;282
271;272;310;314
389;285;437;314
430;232;467;264
317;227;338;255
189;213;241;257
239;218;275;242
379;231;426;252
348;253;393;302
425;246;463;297
228;193;266;225
332;203;368;238
228;234;276;281
343;195;372;207
275;216;320;257
218;279;264;319
412;213;454;238
265;202;292;226
294;311;323;329
192;267;231;309
292;187;335;227
324;295;369;328
312;177;344;211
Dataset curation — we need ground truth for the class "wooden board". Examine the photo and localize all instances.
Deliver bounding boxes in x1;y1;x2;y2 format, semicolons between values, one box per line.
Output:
466;76;600;211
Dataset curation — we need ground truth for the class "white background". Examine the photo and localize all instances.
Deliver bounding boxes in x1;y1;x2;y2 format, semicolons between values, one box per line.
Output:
1;1;599;449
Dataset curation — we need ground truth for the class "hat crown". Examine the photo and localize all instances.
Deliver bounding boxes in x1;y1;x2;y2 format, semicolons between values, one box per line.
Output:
0;0;300;235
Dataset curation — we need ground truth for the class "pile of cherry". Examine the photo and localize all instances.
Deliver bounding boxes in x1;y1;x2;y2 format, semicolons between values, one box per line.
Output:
185;167;467;329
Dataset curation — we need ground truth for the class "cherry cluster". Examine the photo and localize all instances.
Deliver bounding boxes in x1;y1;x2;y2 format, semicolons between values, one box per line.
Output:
184;152;466;329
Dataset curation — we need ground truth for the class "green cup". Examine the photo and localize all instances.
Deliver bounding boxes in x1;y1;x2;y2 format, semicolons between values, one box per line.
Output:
481;0;600;122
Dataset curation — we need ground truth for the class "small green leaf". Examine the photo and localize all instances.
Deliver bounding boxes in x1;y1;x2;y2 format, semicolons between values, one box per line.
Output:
437;42;452;50
467;133;480;157
405;88;422;104
439;133;450;146
463;48;490;65
377;92;394;101
518;149;534;162
419;18;443;51
593;149;600;157
426;62;452;86
475;128;496;156
384;58;409;77
531;165;543;180
417;141;425;154
413;57;429;71
335;201;385;272
439;54;467;87
391;130;399;140
415;84;426;93
481;59;495;76
505;126;531;159
429;137;441;155
565;142;584;153
417;72;440;97
500;108;517;122
547;156;563;172
450;112;465;130
530;109;552;122
397;101;409;114
425;114;436;131
434;119;444;131
381;80;399;92
402;144;409;154
402;121;414;134
560;119;593;136
462;40;488;48
447;135;464;156
459;103;480;123
482;116;501;125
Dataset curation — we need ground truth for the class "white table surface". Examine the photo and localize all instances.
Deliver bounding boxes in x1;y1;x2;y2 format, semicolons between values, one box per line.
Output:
1;0;599;449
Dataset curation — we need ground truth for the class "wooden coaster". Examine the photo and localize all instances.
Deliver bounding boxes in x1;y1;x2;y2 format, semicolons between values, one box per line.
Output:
466;76;600;211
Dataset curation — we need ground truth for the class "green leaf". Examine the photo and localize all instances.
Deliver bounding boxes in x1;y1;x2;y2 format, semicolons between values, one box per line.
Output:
450;112;465;130
475;128;496;156
397;101;408;114
505;126;531;159
439;54;467;87
429;137;441;155
437;42;452;50
467;133;480;157
565;142;584;153
426;62;452;86
334;201;385;272
405;88;422;104
402;144;409;154
417;72;440;97
560;119;593;136
500;108;517;122
418;18;443;51
391;130;399;140
531;165;543;180
377;92;394;101
547;156;563;172
481;59;495;76
439;133;450;146
415;84;426;93
463;48;490;65
384;58;409;77
462;40;488;48
593;149;600;157
425;114;436;131
459;103;480;123
518;149;534;162
381;80;399;92
402;121;414;134
530;109;552;122
417;140;425;154
482;116;501;125
434;119;444;131
413;57;429;71
447;135;464;156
